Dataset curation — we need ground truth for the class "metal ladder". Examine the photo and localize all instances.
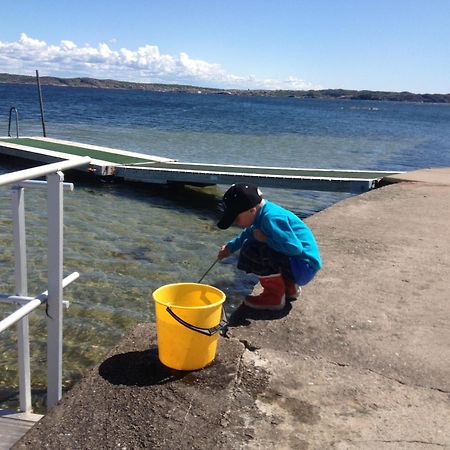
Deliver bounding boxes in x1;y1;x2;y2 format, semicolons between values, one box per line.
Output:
8;107;19;138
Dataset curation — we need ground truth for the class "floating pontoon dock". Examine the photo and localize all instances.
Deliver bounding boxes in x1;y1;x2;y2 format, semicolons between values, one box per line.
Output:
0;137;401;193
0;137;175;176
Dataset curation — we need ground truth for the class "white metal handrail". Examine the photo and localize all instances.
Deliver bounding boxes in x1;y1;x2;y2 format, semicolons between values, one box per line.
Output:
0;272;79;332
0;158;90;187
0;157;90;413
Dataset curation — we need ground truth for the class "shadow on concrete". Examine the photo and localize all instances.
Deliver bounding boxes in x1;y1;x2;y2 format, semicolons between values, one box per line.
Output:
226;302;292;329
98;346;187;386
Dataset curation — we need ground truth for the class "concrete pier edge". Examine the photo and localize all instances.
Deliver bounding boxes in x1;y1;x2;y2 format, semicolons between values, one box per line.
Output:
15;168;450;449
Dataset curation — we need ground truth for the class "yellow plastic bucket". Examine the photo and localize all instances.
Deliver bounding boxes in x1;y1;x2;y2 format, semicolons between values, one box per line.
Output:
152;283;226;371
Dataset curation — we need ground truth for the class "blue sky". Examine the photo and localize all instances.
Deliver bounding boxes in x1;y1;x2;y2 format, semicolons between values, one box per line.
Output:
1;0;448;93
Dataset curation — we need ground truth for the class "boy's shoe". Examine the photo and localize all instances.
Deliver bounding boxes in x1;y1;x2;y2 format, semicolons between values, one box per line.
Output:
284;277;302;301
244;274;286;310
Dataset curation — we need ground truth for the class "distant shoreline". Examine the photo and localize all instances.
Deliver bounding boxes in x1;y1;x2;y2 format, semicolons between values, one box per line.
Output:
1;72;449;104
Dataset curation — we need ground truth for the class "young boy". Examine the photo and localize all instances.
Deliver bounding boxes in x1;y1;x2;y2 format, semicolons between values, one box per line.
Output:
217;183;322;310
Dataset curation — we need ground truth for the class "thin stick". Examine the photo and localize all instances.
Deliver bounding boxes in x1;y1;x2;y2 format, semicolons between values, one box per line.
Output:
197;258;219;284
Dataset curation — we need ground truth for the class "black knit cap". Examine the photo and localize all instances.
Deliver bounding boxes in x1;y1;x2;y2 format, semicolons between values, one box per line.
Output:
217;183;263;229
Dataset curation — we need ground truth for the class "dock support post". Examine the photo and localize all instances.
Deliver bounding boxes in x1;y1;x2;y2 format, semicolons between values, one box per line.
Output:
12;186;32;413
46;171;64;409
36;70;47;137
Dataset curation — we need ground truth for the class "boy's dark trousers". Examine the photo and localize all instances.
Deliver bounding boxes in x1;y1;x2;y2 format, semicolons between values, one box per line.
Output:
237;239;294;279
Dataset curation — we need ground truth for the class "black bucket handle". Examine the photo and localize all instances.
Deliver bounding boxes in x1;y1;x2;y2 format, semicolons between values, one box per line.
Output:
165;305;227;336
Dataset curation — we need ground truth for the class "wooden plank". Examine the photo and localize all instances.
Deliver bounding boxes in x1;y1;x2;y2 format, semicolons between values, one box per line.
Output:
0;414;42;450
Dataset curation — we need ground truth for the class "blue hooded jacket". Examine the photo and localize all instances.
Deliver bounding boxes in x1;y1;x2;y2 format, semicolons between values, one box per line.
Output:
227;200;322;272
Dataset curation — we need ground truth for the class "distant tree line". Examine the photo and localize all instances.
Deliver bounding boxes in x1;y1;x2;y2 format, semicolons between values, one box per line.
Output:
1;73;448;103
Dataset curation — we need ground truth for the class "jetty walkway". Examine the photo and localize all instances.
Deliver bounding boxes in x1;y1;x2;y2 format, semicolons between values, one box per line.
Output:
0;136;399;193
13;167;450;449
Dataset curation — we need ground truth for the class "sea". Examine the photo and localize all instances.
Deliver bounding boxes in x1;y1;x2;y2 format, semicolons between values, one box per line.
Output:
1;83;450;411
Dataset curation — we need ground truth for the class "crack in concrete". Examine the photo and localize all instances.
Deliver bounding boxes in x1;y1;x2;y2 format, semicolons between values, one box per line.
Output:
223;332;261;352
364;367;450;395
334;439;445;447
238;339;261;352
322;357;450;395
220;345;246;428
179;389;197;440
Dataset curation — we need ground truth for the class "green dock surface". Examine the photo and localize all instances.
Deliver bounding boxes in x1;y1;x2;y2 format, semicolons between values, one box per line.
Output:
0;138;154;165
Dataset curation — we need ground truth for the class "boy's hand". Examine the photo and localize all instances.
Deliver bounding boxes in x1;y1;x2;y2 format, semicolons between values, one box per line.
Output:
253;228;267;242
218;245;231;260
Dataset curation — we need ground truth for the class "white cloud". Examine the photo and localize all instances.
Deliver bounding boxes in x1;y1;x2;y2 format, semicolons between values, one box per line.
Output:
0;34;322;90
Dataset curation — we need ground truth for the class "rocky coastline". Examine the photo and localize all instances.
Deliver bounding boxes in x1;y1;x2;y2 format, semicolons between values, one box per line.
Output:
1;72;449;103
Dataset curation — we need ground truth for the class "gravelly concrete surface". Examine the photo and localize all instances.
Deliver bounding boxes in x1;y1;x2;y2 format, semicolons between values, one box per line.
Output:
15;170;450;450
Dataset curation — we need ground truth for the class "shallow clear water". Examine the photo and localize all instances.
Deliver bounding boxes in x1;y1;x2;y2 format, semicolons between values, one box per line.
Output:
1;84;449;410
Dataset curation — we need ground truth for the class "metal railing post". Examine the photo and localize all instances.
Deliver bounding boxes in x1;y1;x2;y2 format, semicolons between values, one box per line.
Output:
0;158;90;413
46;171;64;408
11;186;32;413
